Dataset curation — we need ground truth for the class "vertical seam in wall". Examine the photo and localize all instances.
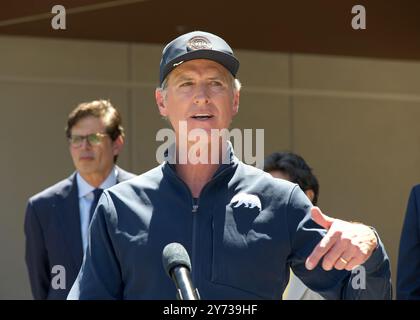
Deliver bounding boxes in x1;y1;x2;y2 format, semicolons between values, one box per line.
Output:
127;43;133;171
289;53;295;152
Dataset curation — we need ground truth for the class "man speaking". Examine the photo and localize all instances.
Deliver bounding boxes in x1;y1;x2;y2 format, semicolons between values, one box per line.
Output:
68;31;391;299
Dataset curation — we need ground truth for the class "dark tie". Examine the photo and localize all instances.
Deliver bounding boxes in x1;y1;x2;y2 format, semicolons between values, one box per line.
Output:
89;188;103;222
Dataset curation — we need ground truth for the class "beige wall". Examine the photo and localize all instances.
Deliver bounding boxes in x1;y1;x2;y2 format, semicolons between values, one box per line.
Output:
1;35;419;299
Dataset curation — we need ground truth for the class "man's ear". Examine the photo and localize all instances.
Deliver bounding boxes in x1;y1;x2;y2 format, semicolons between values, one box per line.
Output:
112;135;124;156
305;189;315;203
155;88;168;117
232;90;240;115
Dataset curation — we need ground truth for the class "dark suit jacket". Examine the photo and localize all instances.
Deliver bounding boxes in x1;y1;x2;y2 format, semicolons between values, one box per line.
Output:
24;166;136;299
397;184;420;299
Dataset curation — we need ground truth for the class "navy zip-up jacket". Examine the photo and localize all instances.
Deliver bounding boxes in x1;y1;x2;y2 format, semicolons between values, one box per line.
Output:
68;146;391;299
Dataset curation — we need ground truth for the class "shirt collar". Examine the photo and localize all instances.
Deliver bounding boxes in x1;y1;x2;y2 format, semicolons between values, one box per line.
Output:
77;166;118;198
163;140;238;179
164;140;235;166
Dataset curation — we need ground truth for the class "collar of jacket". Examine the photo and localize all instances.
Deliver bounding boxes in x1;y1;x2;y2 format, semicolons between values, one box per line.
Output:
162;140;239;181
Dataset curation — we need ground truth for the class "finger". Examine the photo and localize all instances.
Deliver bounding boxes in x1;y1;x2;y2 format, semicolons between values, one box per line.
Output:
311;207;335;230
344;258;360;271
333;246;357;270
306;231;340;270
321;239;348;271
344;255;365;271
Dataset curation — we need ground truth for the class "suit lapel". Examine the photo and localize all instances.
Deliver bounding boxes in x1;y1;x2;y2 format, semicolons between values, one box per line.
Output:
55;168;133;272
56;173;84;271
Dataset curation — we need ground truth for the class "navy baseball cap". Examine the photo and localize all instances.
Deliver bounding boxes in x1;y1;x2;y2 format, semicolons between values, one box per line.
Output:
159;31;240;86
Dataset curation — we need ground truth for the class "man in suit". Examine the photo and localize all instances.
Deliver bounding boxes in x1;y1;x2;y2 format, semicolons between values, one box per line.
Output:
397;184;420;299
24;100;136;299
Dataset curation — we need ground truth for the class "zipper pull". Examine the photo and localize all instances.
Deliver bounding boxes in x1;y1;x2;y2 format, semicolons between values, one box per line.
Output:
192;204;199;213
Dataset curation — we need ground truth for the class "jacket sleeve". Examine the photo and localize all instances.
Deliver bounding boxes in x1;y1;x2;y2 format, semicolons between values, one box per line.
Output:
286;185;392;300
24;200;50;300
397;186;420;299
67;191;123;299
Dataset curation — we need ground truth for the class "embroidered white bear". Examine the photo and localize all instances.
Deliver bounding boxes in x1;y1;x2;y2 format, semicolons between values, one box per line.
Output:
230;193;262;211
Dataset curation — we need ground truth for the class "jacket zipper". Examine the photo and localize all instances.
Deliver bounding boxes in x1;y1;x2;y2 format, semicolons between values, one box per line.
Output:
167;163;234;290
191;198;199;288
192;203;199;213
189;171;229;288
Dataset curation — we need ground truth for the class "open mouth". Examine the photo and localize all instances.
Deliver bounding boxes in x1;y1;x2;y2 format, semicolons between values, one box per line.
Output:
79;155;94;160
191;113;214;120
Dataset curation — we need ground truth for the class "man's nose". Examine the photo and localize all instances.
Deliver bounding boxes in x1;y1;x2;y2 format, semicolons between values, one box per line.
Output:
193;84;210;105
80;137;92;149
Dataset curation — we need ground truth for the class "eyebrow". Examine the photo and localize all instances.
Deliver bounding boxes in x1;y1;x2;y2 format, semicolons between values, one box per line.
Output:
172;74;227;84
207;76;226;81
173;75;194;83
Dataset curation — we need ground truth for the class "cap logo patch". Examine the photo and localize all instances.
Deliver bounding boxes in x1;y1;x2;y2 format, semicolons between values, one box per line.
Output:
187;36;212;51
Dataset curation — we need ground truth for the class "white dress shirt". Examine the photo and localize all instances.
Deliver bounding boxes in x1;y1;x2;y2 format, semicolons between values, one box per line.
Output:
282;269;325;300
76;167;118;253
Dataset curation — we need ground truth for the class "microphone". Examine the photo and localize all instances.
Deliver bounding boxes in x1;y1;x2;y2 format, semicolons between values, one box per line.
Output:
162;242;200;300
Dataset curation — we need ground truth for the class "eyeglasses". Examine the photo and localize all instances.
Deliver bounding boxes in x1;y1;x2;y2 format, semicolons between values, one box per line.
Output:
68;132;109;147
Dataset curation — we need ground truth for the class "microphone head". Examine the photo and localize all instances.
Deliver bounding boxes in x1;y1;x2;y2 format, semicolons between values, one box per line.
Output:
162;242;192;277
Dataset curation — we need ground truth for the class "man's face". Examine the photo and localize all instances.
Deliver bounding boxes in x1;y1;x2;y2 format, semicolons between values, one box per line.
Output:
69;116;123;178
155;59;240;140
